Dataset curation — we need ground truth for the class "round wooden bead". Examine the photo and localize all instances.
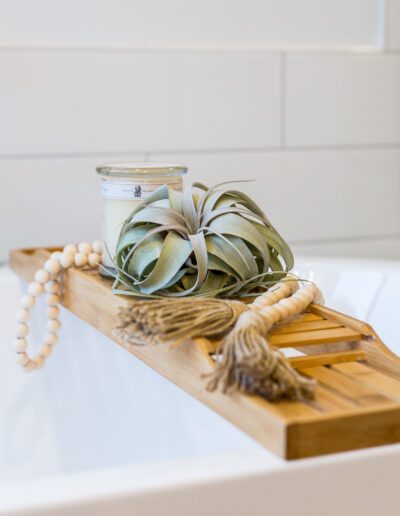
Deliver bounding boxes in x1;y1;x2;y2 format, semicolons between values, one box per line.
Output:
275;303;290;320
59;252;74;269
51;251;62;261
289;296;305;312
74;252;88;267
285;280;296;292
16;323;29;338
266;291;281;305
78;242;92;255
296;288;312;300
63;244;78;255
14;338;27;352
20;294;36;309
23;359;36;372
92;240;103;254
44;259;61;276
15;308;29;323
34;356;45;369
46;294;59;306
279;297;295;311
44;333;58;346
16;352;29;366
88;252;101;268
44;280;60;294
298;287;314;304
280;283;292;297
39;344;52;358
260;310;274;327
299;292;313;306
46;306;60;319
292;297;307;312
28;281;44;297
46;319;61;333
265;304;281;322
35;269;51;284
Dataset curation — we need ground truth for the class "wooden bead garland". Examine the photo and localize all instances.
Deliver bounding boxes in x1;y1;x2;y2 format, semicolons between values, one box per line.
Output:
15;237;322;395
14;240;103;372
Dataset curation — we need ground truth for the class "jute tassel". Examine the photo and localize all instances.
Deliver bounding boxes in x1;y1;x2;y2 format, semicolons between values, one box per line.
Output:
116;280;297;345
207;283;323;401
116;297;248;345
116;280;323;401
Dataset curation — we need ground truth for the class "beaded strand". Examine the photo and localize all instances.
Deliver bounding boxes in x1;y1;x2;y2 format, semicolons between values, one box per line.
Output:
14;242;322;374
14;241;103;372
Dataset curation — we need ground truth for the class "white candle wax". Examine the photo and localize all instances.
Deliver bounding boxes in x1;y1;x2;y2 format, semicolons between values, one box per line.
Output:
97;163;186;271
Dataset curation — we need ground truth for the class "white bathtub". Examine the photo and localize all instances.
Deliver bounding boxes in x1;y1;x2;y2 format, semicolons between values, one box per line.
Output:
2;257;400;516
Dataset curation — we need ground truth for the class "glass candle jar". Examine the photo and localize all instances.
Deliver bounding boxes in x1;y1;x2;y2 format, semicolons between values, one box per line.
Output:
96;162;187;272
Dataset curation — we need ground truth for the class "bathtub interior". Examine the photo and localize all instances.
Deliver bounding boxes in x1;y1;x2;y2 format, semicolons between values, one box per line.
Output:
1;256;400;485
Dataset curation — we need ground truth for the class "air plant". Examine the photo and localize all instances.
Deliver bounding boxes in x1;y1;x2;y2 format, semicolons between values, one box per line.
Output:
112;182;294;298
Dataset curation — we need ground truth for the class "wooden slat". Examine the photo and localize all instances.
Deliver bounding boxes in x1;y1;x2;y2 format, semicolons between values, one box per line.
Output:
308;384;360;414
360;338;400;380
205;326;363;354
270;319;341;335
308;303;373;336
301;366;393;408
289;349;365;369
332;362;400;401
269;327;363;348
276;313;322;324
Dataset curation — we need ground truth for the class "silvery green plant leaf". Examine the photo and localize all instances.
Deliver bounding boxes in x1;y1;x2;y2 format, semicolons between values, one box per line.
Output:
113;182;294;298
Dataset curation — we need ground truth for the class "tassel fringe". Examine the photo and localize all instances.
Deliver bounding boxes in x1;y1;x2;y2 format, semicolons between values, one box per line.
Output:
115;283;319;402
206;317;315;401
116;298;248;345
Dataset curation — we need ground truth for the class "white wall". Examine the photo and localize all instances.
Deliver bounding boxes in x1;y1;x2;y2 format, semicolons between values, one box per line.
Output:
1;0;399;262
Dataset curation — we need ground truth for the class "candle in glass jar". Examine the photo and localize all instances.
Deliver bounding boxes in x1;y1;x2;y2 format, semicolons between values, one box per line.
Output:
96;162;187;273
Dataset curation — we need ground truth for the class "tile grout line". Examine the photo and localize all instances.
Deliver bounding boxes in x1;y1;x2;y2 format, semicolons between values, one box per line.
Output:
280;53;287;148
1;45;399;56
289;232;400;246
374;0;388;49
2;143;400;161
379;0;388;50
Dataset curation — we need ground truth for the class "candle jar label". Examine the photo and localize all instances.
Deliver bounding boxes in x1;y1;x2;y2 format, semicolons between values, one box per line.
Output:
101;180;182;200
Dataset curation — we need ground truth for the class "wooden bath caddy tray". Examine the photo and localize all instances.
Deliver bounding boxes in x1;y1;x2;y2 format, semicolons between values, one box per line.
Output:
10;247;400;460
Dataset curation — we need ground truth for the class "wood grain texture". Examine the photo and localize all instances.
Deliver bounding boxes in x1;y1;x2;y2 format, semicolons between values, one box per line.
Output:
270;327;363;348
286;403;400;459
300;366;393;408
289;349;365;369
270;318;341;335
307;384;360;414
10;247;400;460
332;362;400;401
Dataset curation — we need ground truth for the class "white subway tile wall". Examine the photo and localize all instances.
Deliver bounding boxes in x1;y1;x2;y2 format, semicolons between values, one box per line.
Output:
286;54;400;146
0;0;377;49
387;0;400;49
147;149;400;241
0;0;399;262
0;156;144;253
0;52;281;155
292;237;400;260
